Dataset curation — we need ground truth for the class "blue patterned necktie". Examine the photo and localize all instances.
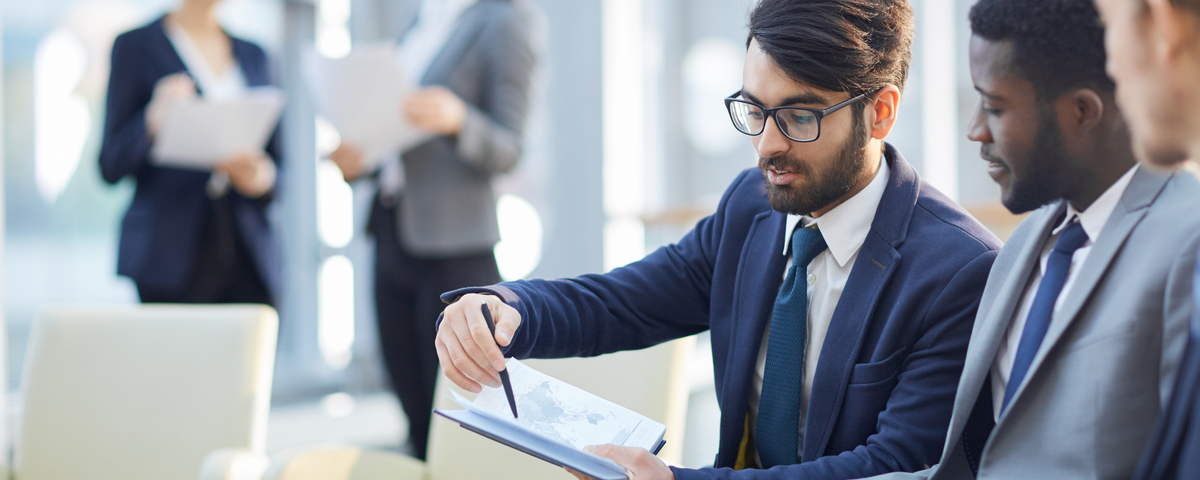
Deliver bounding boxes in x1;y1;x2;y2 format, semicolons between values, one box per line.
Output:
1001;219;1088;413
757;225;827;468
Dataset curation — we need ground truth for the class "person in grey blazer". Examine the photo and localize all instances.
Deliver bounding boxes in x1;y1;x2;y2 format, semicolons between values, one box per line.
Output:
859;0;1200;478
327;0;542;460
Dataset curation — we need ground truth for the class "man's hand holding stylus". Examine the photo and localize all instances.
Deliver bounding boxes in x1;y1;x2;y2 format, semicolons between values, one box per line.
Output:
436;293;522;393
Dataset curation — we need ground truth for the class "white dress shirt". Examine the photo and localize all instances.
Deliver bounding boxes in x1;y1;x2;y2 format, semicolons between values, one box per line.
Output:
748;157;890;462
163;21;247;101
990;165;1138;420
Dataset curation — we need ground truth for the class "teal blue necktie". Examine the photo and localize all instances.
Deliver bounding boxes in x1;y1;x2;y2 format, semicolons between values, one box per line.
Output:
757;225;827;468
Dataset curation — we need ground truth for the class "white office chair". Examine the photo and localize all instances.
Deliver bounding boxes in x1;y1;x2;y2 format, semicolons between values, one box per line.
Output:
14;304;278;480
261;336;696;480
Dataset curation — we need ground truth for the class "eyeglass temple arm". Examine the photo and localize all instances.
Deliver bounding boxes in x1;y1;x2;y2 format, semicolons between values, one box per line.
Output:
821;91;870;115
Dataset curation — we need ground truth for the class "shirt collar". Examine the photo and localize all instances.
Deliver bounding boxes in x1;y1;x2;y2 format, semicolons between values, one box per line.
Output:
782;156;890;267
1051;165;1138;240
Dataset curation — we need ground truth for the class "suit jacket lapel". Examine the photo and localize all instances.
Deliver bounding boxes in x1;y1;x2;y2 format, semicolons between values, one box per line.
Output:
801;146;913;461
1004;168;1172;414
717;209;787;467
152;16;269;89
232;40;268;87
420;2;489;85
802;233;898;461
939;202;1062;454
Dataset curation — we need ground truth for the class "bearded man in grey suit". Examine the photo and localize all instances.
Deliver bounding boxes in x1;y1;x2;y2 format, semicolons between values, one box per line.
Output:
859;0;1200;479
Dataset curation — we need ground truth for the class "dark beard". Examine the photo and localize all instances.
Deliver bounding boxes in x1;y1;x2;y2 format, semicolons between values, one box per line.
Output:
761;117;871;215
1000;110;1080;214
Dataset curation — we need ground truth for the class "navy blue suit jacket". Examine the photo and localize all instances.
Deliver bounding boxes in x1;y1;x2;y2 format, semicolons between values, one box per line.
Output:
444;145;1001;479
99;16;281;296
1133;259;1200;480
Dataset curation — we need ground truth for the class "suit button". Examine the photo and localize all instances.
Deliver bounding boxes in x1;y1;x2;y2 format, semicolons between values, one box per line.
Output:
807;273;817;285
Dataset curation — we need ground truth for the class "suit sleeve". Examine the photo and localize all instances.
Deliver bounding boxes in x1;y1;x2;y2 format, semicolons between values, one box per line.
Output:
99;34;157;184
843;466;937;480
441;171;761;358
453;5;541;175
671;249;997;480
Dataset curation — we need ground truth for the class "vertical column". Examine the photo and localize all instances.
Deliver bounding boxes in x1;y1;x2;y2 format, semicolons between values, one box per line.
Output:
0;1;8;466
277;0;322;386
313;0;356;373
528;0;605;278
921;0;959;200
602;0;647;271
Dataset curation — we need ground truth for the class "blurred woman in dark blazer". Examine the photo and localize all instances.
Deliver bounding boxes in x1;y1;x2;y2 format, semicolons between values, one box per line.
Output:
100;0;280;305
327;0;542;460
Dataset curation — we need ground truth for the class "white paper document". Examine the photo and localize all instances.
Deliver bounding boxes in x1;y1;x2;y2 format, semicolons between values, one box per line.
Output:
151;88;283;170
304;44;434;165
435;359;667;480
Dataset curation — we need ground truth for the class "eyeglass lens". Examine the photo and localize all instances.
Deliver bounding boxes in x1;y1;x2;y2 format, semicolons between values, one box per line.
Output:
728;101;820;142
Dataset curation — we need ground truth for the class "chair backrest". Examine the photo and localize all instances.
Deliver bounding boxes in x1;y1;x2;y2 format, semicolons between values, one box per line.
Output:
425;337;695;480
15;305;278;480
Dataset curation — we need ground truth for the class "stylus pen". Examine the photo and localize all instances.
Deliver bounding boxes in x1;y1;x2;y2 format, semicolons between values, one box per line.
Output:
481;303;519;419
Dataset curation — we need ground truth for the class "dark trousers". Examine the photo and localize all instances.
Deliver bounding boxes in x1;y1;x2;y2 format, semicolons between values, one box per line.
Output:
369;197;501;460
138;195;273;306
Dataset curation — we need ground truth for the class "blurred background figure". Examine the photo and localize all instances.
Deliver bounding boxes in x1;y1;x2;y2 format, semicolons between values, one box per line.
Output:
98;0;281;305
326;0;542;460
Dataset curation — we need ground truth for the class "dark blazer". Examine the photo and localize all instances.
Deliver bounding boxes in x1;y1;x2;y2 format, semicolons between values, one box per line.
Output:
1135;292;1200;480
444;144;1001;479
99;16;281;296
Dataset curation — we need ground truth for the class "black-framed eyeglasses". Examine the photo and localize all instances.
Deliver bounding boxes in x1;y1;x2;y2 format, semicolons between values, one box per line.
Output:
724;90;870;143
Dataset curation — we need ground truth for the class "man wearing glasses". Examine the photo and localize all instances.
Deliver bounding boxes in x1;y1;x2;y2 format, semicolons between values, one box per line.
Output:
436;0;1001;478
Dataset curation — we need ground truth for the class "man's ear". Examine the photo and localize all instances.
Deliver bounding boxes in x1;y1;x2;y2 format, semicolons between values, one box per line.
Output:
1067;88;1106;131
1055;88;1107;150
868;84;901;140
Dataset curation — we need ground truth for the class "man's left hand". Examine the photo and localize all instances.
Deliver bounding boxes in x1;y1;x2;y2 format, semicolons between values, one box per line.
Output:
565;444;674;480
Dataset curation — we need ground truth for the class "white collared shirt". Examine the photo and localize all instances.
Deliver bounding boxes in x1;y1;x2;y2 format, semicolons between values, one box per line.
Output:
748;157;890;462
990;165;1139;420
163;20;247;101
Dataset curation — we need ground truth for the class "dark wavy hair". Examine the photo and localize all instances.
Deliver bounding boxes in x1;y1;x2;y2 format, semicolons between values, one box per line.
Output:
969;0;1114;100
746;0;915;97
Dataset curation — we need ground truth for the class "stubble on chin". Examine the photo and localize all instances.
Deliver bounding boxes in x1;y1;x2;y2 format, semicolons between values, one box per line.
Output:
761;130;870;215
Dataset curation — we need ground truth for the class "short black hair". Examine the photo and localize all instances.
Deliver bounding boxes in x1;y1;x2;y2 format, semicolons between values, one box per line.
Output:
747;0;915;96
969;0;1114;100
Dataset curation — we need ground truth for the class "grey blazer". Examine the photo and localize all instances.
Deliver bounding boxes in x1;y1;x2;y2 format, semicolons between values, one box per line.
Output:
863;166;1200;480
391;0;541;256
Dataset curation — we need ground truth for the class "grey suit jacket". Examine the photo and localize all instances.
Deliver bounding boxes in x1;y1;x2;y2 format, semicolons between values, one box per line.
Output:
864;166;1200;480
392;0;542;256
